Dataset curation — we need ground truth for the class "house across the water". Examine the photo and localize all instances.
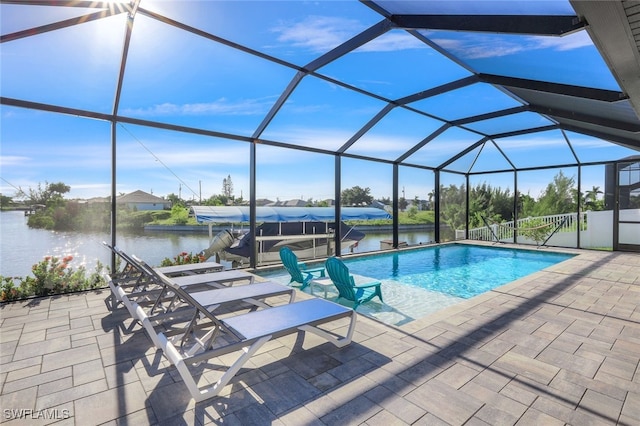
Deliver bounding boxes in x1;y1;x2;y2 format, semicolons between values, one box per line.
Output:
116;190;171;211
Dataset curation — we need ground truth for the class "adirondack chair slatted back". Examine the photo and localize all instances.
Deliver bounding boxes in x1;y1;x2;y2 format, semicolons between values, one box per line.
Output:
279;247;306;285
325;257;357;301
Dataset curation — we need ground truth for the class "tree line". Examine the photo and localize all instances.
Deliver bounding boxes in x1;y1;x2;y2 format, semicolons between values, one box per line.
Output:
441;171;607;231
2;171;611;232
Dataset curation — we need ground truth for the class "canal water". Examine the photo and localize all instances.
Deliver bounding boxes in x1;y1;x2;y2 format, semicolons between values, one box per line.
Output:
0;211;434;278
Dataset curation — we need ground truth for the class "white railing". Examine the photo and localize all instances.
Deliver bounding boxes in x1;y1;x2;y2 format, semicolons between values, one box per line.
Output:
464;212;584;243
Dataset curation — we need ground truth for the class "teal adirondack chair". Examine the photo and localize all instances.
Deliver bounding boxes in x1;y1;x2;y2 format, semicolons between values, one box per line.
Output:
279;247;325;290
325;257;383;310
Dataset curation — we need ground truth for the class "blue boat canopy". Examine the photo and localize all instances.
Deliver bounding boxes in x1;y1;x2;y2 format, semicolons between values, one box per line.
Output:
190;206;391;223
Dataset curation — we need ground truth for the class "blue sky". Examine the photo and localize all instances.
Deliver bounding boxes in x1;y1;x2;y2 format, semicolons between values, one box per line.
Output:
1;0;638;204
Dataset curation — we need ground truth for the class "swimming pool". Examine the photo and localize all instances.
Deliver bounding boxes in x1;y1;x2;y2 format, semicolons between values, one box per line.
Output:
260;243;575;326
340;243;575;299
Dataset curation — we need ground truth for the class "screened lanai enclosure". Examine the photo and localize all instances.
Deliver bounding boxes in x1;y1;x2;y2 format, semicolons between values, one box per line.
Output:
2;0;640;270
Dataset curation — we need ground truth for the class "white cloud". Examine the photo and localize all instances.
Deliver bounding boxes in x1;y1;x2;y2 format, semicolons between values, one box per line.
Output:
262;125;353;152
272;15;365;54
65;183;113;199
569;138;614;149
531;31;593;51
3;143;110;170
431;30;593;60
117;142;250;169
353;134;415;153
356;31;426;52
120;96;276;117
0;155;30;167
272;16;427;55
437;37;524;59
285;102;331;114
497;136;571;151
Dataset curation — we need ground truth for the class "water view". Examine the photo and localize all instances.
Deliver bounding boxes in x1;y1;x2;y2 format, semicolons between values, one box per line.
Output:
0;211;434;278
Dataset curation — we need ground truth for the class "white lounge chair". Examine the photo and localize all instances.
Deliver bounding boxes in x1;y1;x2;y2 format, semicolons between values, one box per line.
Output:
130;256;273;317
103;244;290;326
104;242;224;296
128;256;295;339
105;241;223;278
134;277;296;350
104;243;249;313
104;243;213;310
152;290;356;402
170;269;255;287
153;261;224;276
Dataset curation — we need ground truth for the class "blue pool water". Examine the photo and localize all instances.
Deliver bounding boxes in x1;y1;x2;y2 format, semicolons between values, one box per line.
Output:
340;244;575;299
260;243;575;326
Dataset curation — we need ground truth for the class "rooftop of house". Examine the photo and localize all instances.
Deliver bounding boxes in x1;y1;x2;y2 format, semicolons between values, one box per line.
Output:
116;190;170;204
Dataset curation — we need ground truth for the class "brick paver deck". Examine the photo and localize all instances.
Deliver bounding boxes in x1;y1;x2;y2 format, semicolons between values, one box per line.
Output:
1;245;639;425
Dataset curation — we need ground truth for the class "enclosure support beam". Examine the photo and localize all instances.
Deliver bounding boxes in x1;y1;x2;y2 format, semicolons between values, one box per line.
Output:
249;142;257;268
465;174;470;240
110;121;117;272
334;155;342;257
434;170;440;243
513;172;518;244
577;166;582;249
393;164;399;248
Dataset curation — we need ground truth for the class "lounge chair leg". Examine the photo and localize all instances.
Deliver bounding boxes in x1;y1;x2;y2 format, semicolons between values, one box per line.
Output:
162;333;272;402
298;310;356;348
137;304;163;349
205;336;270;395
108;280;123;303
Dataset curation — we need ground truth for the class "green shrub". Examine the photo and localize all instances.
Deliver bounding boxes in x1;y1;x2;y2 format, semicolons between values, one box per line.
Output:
170;205;190;225
519;218;551;246
0;276;29;302
151;211;172;221
27;211;55;229
117;210;155;230
0;256;106;302
160;251;205;267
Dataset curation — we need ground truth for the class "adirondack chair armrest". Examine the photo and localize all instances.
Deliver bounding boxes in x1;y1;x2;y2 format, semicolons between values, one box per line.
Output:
304;266;326;277
354;280;382;289
298;261;325;276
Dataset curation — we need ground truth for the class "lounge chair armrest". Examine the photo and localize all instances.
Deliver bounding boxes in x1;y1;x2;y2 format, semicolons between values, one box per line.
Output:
354;281;382;289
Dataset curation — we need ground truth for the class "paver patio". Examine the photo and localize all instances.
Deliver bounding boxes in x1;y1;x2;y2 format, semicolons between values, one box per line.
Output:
1;245;640;425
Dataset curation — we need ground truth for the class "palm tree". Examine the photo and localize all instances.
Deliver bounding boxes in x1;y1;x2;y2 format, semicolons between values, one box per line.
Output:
584;186;603;211
427;190;434;210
